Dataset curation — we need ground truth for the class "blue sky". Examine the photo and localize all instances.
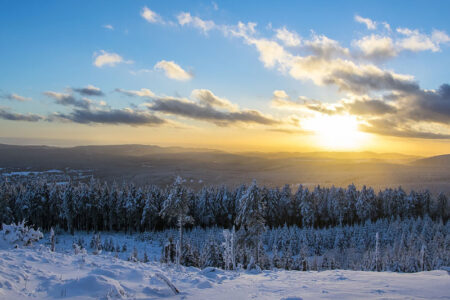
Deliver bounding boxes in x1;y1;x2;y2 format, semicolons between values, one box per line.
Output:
0;1;449;154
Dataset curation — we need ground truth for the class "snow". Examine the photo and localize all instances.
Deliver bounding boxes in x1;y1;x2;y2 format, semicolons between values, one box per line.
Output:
2;169;63;177
0;242;448;299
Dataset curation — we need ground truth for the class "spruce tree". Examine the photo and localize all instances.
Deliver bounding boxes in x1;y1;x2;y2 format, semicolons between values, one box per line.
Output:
236;180;266;267
160;176;193;268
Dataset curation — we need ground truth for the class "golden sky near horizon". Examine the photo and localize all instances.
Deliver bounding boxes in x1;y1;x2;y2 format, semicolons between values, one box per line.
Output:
1;120;449;156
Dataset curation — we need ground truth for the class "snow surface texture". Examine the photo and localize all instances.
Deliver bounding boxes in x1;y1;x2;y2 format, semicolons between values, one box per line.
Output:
0;243;449;299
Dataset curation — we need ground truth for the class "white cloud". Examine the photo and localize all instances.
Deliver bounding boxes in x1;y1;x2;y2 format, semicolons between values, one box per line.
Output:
154;60;193;81
354;34;397;59
3;93;32;102
432;29;450;44
273;90;289;99
355;15;377;30
191;89;238;110
140;6;162;24
177;12;215;33
252;38;291;68
102;24;114;30
275;27;301;47
212;2;218;11
396;28;449;52
93;50;132;68
304;33;350;58
115;88;155;98
227;22;291;69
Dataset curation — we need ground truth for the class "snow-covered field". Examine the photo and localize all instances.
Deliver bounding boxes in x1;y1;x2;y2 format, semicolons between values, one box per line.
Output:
0;243;449;300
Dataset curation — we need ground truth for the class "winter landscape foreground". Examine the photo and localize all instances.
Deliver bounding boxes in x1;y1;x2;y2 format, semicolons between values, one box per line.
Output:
1;244;449;300
0;176;449;299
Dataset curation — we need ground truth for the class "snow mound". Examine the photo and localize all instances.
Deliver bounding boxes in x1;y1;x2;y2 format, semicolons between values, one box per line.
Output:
197;280;213;289
48;275;125;299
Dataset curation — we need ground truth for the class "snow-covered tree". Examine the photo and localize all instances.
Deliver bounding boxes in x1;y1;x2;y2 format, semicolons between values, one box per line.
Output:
49;227;56;252
236;180;266;267
160;176;193;268
223;226;236;270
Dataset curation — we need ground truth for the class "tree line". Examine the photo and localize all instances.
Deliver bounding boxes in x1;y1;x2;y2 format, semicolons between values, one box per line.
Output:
0;177;447;233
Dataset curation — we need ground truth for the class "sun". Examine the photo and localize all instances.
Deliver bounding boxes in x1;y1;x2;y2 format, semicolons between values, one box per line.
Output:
303;115;368;150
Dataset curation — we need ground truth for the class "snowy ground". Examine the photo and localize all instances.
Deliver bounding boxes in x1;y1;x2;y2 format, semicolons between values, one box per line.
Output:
0;243;449;300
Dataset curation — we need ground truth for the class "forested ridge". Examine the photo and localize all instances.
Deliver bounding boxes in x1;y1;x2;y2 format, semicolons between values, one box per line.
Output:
0;178;448;272
0;178;447;232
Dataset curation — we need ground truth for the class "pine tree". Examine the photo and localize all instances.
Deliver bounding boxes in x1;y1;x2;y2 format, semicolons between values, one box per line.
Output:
143;251;149;263
160;176;193;268
374;232;380;271
223;226;236;270
62;184;75;235
236;180;266;267
300;188;315;228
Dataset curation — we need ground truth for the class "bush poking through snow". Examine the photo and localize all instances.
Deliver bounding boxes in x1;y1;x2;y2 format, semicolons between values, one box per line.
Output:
128;247;139;262
73;243;87;255
0;221;43;246
91;233;102;255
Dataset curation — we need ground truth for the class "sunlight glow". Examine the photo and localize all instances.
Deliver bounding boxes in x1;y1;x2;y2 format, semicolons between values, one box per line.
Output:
303;115;368;150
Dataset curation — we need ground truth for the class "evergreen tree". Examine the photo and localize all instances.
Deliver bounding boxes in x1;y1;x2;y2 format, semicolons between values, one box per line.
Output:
160;176;193;268
236;180;266;267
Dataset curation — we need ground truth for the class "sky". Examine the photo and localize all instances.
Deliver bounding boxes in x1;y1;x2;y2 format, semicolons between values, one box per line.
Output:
0;0;449;155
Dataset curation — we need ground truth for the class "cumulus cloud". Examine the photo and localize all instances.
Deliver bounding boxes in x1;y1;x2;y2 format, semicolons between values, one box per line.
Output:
0;108;43;122
169;11;449;139
73;85;104;96
227;22;291;69
273;90;289;100
191;89;238;110
43;91;91;109
304;34;350;59
2;93;32;102
141;6;163;24
53;108;166;126
115;88;155;98
289;56;418;94
275;27;301;47
355;15;377;30
344;98;397;115
398;84;450;124
222;21;416;95
359;119;450;139
354;34;397;60
93;50;132;68
154;60;193;80
149;98;278;126
282;86;450;138
145;89;278;126
177;12;215;33
396;28;450;52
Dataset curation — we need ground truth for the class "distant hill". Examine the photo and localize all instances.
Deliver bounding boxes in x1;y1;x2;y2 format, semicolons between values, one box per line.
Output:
413;154;450;167
0;143;448;193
